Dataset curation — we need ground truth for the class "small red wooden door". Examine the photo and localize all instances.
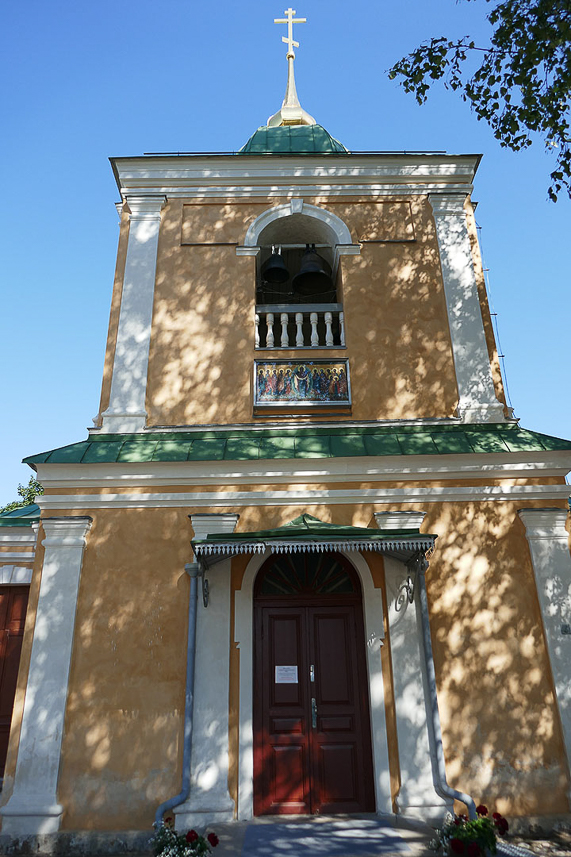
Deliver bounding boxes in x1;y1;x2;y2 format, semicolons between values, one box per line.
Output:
0;586;29;780
253;553;375;815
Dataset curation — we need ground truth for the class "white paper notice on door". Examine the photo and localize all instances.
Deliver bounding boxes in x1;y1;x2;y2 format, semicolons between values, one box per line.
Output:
275;665;298;684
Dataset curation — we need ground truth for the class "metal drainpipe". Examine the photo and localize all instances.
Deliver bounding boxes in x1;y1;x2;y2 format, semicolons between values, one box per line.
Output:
416;556;477;820
155;562;200;827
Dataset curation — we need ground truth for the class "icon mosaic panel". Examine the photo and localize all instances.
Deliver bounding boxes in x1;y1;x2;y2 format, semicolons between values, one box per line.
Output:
254;360;351;407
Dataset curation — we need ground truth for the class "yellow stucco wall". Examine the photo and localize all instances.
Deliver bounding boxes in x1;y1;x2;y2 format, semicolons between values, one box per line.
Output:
107;194;465;427
3;495;567;830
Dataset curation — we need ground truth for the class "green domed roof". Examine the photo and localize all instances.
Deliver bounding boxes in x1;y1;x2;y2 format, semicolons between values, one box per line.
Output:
239;124;349;155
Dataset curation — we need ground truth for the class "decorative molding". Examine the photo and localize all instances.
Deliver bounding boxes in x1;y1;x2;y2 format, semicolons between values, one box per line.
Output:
116;184;475;200
0;532;38;547
0;516;92;835
518;508;569;539
34;450;571;490
41;516;93;548
111;153;480;202
0;566;33;585
35;485;571;511
194;536;435;559
242;201;355;249
189;513;240;541
375;511;427;531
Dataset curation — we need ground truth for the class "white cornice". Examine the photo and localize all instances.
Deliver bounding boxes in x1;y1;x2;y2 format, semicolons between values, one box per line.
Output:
37;484;571;510
33;450;571;490
110;154;480;199
0;531;37;547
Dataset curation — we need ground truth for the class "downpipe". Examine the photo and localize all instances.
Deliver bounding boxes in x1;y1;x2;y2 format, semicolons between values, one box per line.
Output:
415;556;477;820
155;563;200;827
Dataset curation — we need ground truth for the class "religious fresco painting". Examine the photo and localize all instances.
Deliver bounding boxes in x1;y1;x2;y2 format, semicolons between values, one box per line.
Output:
254;360;351;406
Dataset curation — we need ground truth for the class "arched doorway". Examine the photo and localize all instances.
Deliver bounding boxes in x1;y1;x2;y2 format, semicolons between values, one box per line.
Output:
253;551;375;815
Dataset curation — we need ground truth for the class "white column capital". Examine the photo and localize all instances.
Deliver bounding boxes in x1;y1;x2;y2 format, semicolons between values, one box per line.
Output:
124;194;166;219
375;510;426;531
429;193;468;217
518;508;569;539
41;516;92;547
190;513;239;542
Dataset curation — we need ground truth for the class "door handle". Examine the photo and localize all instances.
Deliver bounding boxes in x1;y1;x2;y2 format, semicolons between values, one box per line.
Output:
311;697;318;729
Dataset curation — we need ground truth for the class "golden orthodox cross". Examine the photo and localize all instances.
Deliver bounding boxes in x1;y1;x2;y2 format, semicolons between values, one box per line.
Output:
274;7;306;58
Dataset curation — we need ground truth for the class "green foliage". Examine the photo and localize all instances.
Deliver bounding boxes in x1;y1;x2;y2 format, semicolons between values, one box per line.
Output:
388;0;571;200
430;807;509;856
0;477;44;514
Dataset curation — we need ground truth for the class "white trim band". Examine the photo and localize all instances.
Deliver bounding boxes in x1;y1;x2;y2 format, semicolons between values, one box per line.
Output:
36;484;571;510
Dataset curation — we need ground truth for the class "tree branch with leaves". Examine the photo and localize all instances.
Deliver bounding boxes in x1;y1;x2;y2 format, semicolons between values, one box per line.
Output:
389;0;571;200
1;477;44;514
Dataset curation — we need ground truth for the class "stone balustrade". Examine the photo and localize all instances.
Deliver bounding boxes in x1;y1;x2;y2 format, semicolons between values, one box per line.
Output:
255;304;345;349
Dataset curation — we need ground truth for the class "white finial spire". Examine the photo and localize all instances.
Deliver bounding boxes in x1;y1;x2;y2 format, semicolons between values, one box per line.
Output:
268;7;316;127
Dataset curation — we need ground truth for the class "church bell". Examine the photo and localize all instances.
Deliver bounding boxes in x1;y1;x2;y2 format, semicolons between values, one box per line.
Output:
261;246;290;284
292;244;333;297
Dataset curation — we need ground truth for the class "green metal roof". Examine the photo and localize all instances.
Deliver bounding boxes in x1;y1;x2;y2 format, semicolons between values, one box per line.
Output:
192;514;437;564
0;503;40;528
23;424;571;466
196;514;423;544
239;124;349;155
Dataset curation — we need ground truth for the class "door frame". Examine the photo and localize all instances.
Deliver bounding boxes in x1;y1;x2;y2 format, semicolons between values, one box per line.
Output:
234;549;391;820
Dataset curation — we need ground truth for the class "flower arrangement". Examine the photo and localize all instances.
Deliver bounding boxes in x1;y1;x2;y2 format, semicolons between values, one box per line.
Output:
151;818;219;857
430;805;509;856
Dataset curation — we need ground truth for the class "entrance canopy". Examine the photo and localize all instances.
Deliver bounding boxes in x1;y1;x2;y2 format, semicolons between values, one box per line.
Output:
192;514;436;568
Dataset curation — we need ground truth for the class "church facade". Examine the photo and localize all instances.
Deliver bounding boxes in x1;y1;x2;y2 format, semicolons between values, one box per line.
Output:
1;26;571;839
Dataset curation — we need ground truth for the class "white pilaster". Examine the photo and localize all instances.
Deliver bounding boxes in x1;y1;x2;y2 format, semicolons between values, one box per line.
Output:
174;513;239;828
101;194;166;433
378;510;449;822
0;517;92;835
385;557;450;821
430;194;505;423
518;508;571;798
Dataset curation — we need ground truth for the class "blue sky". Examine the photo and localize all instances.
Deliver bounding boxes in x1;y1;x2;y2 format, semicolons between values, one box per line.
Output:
1;0;569;505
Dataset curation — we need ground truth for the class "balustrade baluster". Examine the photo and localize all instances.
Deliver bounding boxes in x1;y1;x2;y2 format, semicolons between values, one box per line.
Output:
255;313;260;348
340;311;345;346
295;312;304;346
280;313;289;347
324;311;334;346
266;312;275;348
310;312;319;347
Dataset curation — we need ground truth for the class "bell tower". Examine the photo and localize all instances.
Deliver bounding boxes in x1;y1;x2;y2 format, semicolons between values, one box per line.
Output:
95;7;507;433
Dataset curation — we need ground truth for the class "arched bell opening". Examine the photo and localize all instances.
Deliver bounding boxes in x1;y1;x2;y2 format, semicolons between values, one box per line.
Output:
257;213;339;305
252;551;376;816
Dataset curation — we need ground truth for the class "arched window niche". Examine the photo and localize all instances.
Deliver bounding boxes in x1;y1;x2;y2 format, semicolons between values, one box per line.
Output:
238;201;360;350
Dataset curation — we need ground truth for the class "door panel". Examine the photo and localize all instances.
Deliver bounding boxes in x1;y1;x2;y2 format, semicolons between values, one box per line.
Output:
254;588;375;815
0;586;29;780
254;607;311;815
310;606;374;813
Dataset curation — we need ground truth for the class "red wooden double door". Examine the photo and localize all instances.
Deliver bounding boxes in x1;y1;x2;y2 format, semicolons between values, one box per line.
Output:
253;552;375;815
0;586;29;781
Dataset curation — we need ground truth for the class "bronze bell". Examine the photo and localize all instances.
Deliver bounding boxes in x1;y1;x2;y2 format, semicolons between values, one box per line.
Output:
292;244;333;296
261;246;290;284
